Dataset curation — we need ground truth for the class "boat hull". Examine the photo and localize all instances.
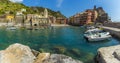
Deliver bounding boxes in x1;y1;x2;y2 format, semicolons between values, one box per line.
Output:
87;35;111;42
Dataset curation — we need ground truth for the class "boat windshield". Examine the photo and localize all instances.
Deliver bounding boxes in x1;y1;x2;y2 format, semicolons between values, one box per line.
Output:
85;30;103;35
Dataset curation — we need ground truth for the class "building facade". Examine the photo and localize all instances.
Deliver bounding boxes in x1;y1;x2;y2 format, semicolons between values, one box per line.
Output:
69;6;109;26
69;9;97;26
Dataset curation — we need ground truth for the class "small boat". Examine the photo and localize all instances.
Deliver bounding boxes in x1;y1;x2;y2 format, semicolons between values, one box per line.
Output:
84;28;111;41
6;26;17;30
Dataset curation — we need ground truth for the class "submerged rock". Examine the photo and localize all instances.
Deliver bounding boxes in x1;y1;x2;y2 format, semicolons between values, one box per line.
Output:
39;48;46;53
0;43;36;63
70;48;81;56
53;46;66;54
96;45;120;63
83;53;94;63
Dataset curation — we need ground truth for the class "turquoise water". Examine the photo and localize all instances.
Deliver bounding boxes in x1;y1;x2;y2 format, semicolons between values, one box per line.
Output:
0;26;120;63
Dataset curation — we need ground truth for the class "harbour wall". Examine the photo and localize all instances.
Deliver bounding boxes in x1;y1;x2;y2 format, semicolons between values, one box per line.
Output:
103;22;120;29
102;26;120;40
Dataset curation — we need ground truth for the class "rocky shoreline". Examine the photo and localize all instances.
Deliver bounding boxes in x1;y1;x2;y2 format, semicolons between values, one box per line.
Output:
1;43;120;63
96;45;120;63
0;43;83;63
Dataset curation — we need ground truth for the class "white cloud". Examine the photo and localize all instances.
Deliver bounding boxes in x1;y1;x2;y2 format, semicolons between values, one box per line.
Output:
56;0;63;7
9;0;23;3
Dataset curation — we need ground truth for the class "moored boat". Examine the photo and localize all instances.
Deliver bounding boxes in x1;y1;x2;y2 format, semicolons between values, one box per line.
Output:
84;28;112;42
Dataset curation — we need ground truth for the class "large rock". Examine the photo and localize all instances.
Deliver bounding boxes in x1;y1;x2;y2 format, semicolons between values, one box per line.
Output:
96;45;120;63
0;43;36;63
113;49;120;60
43;54;83;63
34;53;83;63
34;53;50;63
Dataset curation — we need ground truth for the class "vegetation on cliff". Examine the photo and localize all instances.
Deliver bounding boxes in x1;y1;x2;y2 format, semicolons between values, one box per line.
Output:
31;7;66;18
0;0;65;18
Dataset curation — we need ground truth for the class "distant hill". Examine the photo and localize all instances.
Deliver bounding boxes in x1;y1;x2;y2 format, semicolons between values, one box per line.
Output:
0;0;66;18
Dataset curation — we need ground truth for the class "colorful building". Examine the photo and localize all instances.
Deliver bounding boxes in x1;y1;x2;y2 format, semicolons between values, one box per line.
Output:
69;5;110;26
56;17;67;24
6;15;15;23
69;9;97;26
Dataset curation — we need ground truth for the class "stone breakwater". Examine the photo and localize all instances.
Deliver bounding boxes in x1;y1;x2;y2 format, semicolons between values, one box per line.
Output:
0;43;83;63
102;26;120;39
96;45;120;63
103;22;120;29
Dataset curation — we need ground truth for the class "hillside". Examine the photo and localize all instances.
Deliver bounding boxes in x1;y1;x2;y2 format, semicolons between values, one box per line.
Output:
31;7;66;18
0;0;66;18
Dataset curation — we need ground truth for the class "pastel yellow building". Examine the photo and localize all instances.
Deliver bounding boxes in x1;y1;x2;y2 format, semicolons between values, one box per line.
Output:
6;15;14;22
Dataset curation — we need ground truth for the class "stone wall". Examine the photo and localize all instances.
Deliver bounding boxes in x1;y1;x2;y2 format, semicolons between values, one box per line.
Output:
0;18;6;22
103;27;120;39
103;22;120;29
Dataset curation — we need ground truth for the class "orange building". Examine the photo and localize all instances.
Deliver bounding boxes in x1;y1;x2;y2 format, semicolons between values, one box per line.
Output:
56;17;67;24
69;6;98;26
69;9;97;26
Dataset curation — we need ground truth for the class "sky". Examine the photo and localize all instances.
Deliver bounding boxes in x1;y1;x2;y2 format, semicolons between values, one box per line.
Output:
9;0;120;22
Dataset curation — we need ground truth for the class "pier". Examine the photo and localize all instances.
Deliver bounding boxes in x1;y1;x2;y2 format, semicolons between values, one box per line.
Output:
102;26;120;39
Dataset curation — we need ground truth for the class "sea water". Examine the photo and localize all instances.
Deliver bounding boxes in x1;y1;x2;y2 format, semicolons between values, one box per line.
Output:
0;26;119;63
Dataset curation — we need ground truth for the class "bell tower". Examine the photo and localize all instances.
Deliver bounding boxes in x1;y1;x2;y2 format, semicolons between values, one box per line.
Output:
94;5;97;10
44;8;48;18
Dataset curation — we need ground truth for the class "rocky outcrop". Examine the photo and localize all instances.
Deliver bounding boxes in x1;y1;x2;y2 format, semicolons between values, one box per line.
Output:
0;43;36;63
0;43;83;63
96;7;110;23
34;53;83;63
96;45;120;63
42;54;83;63
34;53;50;63
113;49;120;60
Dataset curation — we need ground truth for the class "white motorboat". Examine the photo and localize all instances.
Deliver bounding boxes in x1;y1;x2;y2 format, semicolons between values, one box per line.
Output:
84;28;101;37
84;29;112;41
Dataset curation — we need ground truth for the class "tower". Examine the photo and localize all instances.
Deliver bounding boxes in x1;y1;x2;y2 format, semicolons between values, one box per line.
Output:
44;8;48;18
94;5;96;10
93;5;98;22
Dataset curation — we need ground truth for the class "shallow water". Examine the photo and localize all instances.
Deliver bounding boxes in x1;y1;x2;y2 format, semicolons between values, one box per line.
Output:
0;26;120;63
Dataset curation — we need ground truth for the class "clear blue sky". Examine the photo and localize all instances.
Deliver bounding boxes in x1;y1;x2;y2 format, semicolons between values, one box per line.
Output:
10;0;120;22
